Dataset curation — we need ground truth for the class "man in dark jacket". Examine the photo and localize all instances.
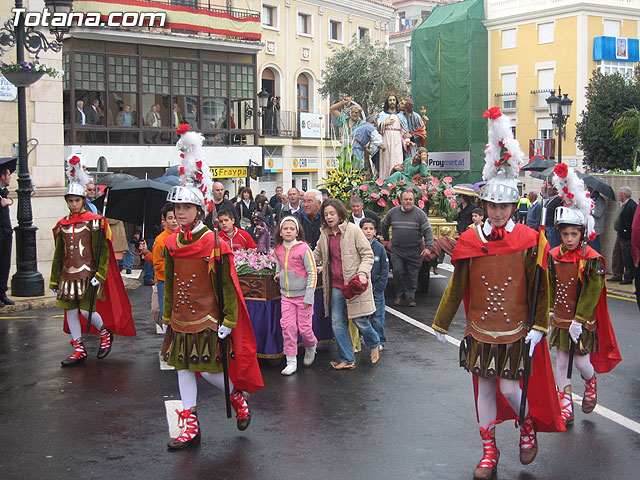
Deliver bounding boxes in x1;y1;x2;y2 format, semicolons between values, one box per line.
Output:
544;185;563;248
348;196;379;230
0;160;15;306
204;181;239;228
609;186;637;284
269;186;283;209
294;189;323;249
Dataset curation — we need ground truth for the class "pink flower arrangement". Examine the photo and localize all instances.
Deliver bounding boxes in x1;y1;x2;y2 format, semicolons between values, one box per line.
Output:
399;180;407;185
418;200;425;209
375;178;384;186
388;184;397;189
443;176;452;184
233;248;276;276
432;177;440;186
359;185;368;191
381;189;390;195
418;184;427;190
392;199;400;207
371;192;379;199
444;189;453;198
422;193;429;202
451;200;457;209
377;198;386;207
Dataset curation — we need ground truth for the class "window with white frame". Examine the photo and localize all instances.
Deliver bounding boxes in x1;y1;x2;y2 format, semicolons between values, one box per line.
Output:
596;60;635;79
537;68;554;106
297;12;311;35
502;28;516;49
538;22;554;44
358;26;369;41
603;19;621;37
538;118;553;139
262;4;277;28
501;72;516;109
329;20;342;42
405;44;412;71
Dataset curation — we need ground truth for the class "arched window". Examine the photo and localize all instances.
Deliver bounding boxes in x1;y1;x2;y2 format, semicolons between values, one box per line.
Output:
296;73;309;112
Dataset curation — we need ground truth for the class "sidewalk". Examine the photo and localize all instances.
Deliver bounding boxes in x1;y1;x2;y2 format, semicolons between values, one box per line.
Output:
0;270;144;314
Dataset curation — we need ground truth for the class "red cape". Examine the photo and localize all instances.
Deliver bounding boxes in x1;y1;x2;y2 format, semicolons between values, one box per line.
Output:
460;225;564;432
550;245;622;374
165;229;264;394
57;215;136;337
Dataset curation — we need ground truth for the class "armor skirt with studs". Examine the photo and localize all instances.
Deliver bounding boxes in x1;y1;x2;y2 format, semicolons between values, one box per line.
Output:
161;326;225;373
459;335;530;380
549;326;598;355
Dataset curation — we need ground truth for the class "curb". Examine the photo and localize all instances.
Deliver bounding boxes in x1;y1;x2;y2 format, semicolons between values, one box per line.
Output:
0;277;143;314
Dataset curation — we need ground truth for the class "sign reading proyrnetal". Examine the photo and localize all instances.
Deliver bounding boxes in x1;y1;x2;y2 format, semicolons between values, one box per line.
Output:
427;151;471;171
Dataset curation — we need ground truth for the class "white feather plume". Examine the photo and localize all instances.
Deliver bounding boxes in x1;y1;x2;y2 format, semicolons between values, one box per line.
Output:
176;129;214;211
552;164;596;240
482;110;525;181
66;154;92;188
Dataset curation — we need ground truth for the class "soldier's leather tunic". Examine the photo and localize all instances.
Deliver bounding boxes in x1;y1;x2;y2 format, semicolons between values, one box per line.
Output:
57;220;97;300
466;252;529;344
170;257;221;334
552;261;597;331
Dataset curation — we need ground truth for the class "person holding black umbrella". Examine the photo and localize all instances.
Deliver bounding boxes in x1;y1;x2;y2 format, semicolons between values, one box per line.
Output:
161;125;262;450
0;158;16;307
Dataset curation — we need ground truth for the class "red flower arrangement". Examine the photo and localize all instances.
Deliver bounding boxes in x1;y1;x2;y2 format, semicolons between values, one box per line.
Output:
483;107;502;119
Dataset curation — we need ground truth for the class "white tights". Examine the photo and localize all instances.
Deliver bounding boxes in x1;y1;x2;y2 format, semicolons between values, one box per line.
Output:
177;369;235;411
556;348;595;391
66;308;105;341
476;376;528;429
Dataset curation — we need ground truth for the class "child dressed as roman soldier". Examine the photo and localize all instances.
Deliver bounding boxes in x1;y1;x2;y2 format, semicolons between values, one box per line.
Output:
50;155;135;366
432;107;564;480
161;125;263;450
548;163;621;426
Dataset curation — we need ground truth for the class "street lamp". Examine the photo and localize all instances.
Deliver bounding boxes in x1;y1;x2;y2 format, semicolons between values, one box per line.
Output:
546;86;573;164
257;89;270;110
0;0;73;296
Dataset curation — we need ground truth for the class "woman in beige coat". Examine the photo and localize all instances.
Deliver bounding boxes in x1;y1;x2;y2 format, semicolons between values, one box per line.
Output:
314;199;380;369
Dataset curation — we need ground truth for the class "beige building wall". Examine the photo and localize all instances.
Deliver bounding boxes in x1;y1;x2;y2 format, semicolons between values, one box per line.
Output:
0;0;66;292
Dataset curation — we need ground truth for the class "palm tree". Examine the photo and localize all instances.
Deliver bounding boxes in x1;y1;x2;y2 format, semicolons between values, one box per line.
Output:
612;107;640;171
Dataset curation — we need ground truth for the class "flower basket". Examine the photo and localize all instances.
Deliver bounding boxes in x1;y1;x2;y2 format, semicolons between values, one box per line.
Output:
238;273;280;300
2;70;44;87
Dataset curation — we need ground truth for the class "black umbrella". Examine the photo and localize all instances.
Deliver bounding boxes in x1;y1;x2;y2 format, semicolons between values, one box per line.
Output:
521;159;557;172
93;179;171;236
529;166;555;180
98;173;139;187
0;157;17;173
577;172;616;201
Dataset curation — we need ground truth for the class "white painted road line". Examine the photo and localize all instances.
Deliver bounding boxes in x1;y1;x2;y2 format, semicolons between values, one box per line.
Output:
387;307;640;435
165;400;183;437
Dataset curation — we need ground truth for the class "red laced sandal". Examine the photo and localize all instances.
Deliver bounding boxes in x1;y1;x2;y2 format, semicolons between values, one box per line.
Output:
167;409;200;450
518;415;538;465
61;339;87;367
97;328;113;359
582;375;597;413
230;389;251;431
558;387;574;426
473;422;499;480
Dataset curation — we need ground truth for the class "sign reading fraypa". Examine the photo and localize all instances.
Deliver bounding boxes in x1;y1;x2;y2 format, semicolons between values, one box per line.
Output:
427;151;470;171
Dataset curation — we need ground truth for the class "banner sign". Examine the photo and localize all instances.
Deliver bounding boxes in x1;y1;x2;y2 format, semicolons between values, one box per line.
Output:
211;166;247;178
264;156;282;173
427;151;470;171
299;112;323;138
292;157;318;172
0;76;17;101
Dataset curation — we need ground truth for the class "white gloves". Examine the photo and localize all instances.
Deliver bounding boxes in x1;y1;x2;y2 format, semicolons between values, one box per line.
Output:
90;277;101;287
569;320;583;344
524;329;544;357
218;325;232;339
436;332;447;344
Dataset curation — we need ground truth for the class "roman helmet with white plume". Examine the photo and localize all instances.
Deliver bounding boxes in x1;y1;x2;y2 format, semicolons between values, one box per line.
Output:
480;107;526;204
552;162;596;242
166;124;214;213
65;154;92;197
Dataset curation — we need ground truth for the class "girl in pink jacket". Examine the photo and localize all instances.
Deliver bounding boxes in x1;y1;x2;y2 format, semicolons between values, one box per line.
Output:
274;216;318;375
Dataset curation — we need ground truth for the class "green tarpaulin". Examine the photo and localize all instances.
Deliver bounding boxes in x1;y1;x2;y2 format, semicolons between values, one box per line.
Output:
411;0;487;184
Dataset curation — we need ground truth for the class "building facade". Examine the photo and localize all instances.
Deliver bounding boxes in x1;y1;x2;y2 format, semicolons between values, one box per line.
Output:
485;0;640;167
255;0;395;193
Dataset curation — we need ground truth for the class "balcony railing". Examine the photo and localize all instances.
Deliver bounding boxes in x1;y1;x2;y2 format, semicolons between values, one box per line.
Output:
259;110;297;138
494;92;518;111
530;89;554;110
72;0;261;42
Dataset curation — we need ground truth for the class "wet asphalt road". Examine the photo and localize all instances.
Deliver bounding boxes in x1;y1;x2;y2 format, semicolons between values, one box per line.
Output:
1;269;639;480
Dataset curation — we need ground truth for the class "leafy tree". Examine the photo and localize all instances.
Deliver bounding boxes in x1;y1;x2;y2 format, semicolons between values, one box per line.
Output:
612;107;640;171
318;37;408;115
576;69;640;170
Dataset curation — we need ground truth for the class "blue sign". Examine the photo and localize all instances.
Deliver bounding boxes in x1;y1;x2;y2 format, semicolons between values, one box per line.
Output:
593;36;639;62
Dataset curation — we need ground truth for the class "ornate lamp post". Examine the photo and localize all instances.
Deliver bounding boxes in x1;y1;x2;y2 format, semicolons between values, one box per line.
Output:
0;0;72;296
546;87;573;164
